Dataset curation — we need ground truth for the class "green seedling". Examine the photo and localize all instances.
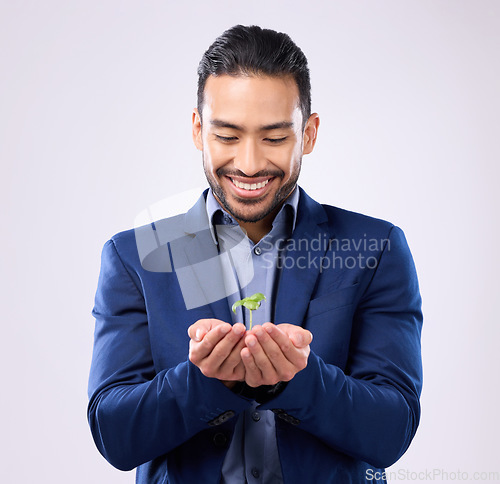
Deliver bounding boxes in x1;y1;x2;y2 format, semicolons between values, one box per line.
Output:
232;292;266;330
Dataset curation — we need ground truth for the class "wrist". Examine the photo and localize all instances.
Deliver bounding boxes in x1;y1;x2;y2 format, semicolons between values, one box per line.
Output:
229;381;288;403
221;380;240;390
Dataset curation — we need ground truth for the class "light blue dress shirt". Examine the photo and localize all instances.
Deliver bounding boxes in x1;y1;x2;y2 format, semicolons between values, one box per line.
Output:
205;187;300;484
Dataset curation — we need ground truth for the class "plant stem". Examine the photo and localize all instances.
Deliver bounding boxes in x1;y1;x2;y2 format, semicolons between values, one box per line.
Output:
249;310;253;330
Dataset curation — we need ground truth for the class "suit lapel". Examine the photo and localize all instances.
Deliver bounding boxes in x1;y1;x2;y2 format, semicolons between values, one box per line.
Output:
180;190;233;322
274;188;332;326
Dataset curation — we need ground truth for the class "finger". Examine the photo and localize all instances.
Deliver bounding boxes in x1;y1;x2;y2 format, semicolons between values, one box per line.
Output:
275;323;313;347
187;318;210;341
228;359;246;382
218;327;247;375
197;324;246;374
290;328;313;347
188;318;221;341
228;329;247;360
251;326;295;380
262;324;309;368
241;346;263;387
190;323;232;362
245;331;280;385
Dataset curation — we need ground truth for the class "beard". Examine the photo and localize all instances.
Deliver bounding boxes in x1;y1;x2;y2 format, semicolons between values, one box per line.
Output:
203;156;301;223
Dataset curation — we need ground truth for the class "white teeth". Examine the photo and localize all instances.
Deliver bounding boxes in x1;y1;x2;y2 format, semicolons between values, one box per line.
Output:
231;179;269;190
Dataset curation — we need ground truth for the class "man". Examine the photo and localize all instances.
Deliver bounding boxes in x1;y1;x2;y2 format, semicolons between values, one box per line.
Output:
88;25;423;484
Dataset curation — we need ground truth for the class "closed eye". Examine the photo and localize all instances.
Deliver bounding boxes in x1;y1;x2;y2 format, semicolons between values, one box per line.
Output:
215;135;238;142
265;137;288;144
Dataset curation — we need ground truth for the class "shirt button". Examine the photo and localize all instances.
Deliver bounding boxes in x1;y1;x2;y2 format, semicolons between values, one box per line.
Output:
251;468;260;478
251;411;261;422
254;246;262;256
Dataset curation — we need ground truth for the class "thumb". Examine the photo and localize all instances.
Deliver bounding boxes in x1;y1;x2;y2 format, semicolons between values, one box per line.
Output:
292;329;313;347
188;318;213;341
194;328;207;342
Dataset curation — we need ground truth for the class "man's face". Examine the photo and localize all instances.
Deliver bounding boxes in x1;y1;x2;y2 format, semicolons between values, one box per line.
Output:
192;74;318;224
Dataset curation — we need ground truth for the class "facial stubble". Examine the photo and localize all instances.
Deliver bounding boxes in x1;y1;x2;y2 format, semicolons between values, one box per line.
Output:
203;154;301;224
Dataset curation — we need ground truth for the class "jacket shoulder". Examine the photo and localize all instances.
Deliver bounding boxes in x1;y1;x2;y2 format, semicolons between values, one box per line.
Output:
320;204;395;239
105;212;187;271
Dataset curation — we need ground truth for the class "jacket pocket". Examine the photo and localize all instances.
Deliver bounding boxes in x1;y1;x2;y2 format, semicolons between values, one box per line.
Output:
306;282;359;319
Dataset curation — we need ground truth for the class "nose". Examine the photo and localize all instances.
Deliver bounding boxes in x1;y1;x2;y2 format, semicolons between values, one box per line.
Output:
233;138;266;176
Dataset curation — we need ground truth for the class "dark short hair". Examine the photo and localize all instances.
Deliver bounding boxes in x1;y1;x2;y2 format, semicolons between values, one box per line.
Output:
197;25;311;129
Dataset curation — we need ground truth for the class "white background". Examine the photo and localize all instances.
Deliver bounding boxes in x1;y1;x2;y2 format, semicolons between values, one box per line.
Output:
1;1;499;483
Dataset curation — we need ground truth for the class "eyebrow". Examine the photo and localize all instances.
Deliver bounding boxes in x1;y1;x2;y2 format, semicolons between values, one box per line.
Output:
209;119;294;131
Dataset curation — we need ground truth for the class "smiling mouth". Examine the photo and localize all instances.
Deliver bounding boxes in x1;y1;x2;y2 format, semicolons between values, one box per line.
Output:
230;178;271;191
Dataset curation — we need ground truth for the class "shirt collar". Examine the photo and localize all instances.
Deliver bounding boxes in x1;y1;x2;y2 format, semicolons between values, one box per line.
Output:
205;186;300;245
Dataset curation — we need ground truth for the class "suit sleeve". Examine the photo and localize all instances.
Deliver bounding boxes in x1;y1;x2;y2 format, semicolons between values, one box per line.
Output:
259;225;423;469
87;239;250;471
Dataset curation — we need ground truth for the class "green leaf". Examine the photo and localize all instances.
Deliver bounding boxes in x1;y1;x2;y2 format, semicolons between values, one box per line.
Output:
231;293;266;314
247;293;266;303
232;300;244;313
243;300;259;310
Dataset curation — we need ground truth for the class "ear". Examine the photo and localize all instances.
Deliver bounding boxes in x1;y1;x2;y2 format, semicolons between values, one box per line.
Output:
302;113;320;155
192;108;203;151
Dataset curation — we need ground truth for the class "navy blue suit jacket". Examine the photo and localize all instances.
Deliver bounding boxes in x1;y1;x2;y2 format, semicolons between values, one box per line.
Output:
88;187;423;484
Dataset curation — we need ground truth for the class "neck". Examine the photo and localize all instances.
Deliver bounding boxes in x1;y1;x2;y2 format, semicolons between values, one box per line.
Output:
237;208;281;244
212;187;297;244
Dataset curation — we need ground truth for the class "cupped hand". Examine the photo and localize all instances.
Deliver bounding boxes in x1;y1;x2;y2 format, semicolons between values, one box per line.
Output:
240;323;312;388
188;319;247;387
